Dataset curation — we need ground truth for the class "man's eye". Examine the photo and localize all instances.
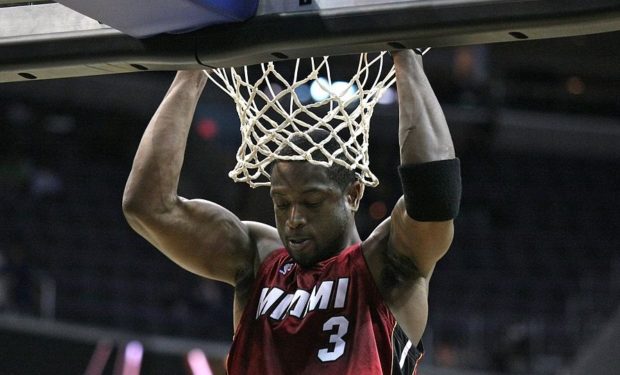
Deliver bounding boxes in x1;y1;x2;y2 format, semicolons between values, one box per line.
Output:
274;202;290;209
305;200;322;207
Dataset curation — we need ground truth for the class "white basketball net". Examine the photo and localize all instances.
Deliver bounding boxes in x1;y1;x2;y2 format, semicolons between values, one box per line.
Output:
205;52;396;188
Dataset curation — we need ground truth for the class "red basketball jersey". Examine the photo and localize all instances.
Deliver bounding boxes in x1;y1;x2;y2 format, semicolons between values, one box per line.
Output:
226;243;421;374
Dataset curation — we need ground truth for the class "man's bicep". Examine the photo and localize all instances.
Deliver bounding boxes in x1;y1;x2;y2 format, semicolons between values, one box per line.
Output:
124;197;255;285
364;217;433;345
389;197;454;277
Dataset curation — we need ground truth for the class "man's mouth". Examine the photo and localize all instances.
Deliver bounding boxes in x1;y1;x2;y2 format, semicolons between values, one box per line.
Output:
287;238;311;252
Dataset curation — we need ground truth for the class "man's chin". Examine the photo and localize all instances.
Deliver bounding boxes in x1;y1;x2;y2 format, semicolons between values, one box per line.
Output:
284;248;316;268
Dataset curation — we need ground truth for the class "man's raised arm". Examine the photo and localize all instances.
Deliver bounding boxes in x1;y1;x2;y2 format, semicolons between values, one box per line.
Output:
122;71;256;285
389;50;461;277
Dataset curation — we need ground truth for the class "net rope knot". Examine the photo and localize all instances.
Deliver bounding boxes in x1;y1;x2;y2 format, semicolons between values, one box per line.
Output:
206;52;396;188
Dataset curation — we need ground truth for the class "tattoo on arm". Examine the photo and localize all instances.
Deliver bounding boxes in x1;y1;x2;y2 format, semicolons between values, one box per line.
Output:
381;246;421;291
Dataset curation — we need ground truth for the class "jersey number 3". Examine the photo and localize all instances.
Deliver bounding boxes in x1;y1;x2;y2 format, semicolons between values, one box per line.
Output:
317;316;349;362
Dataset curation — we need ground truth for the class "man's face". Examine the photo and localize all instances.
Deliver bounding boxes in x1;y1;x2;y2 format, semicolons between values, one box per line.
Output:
269;162;356;267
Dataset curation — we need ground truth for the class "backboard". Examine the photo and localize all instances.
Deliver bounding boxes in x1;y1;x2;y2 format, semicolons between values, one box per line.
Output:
1;0;620;82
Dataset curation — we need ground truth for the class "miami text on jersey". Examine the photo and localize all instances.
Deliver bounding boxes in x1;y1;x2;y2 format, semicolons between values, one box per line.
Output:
256;278;350;320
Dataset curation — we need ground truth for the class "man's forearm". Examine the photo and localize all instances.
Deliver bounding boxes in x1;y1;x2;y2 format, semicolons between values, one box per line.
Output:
392;50;455;165
123;70;208;213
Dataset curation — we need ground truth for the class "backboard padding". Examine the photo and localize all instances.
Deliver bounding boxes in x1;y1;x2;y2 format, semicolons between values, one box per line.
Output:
1;0;620;82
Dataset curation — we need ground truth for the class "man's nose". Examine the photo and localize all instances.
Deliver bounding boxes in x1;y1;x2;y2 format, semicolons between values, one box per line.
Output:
287;204;306;228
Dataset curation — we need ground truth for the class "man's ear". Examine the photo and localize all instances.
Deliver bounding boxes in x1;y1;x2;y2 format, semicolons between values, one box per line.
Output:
346;181;365;212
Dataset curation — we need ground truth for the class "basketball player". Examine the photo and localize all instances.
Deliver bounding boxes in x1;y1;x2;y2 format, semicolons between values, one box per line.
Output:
122;49;461;374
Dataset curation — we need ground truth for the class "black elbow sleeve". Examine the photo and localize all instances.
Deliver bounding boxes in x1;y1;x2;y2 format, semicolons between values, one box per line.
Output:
398;158;462;221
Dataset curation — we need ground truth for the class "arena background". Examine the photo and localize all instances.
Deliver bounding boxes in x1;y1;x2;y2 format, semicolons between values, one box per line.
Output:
1;30;619;374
